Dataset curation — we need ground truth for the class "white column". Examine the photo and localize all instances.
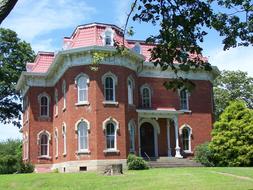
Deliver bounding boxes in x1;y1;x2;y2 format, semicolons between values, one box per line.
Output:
173;116;182;158
138;117;141;157
166;119;172;157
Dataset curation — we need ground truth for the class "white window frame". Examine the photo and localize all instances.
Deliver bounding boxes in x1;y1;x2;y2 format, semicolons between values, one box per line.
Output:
102;117;119;153
62;123;67;156
75;73;90;105
102;27;114;46
132;42;141;54
128;119;136;153
54;128;58;158
179;89;189;111
37;130;51;158
102;72;118;104
140;84;152;108
127;76;135;105
38;92;50;118
75;119;90;153
62;80;66;111
55;89;58;116
179;124;192;153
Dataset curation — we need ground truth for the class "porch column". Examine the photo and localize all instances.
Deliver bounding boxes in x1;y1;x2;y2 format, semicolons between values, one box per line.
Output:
173;116;183;158
166;119;172;157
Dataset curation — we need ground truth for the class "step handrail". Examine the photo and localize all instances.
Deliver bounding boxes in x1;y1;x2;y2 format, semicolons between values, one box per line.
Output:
144;152;151;161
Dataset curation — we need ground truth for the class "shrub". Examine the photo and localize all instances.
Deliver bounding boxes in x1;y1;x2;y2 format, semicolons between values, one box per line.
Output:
18;162;34;173
0;155;18;174
194;142;215;167
127;154;149;170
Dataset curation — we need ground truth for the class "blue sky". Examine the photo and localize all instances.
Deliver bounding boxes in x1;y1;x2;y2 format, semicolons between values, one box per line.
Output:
1;0;253;141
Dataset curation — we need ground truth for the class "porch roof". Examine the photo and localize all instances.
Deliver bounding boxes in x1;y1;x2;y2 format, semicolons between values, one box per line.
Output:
136;108;183;119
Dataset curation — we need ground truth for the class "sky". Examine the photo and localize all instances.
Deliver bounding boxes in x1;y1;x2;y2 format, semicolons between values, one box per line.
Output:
1;0;253;141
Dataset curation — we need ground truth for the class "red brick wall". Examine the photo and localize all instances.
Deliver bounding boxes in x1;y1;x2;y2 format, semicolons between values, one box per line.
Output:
24;64;214;164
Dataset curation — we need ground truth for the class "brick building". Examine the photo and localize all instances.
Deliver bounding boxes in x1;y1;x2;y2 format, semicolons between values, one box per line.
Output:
16;23;219;172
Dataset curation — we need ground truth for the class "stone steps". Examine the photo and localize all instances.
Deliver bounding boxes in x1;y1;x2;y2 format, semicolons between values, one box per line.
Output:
148;157;203;168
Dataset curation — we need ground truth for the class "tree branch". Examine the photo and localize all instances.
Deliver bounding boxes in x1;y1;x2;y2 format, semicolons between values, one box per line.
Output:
0;0;18;25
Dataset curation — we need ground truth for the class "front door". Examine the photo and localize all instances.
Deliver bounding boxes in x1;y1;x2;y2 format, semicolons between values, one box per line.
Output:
140;122;155;157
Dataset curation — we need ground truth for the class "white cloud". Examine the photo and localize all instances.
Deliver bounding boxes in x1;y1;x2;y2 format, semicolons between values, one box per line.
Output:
205;46;253;76
2;0;96;51
113;0;132;27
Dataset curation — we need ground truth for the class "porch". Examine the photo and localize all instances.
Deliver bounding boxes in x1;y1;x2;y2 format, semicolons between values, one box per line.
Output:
137;108;185;159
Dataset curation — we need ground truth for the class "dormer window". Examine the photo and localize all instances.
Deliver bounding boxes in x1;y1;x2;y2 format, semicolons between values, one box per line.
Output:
132;43;141;54
102;27;114;46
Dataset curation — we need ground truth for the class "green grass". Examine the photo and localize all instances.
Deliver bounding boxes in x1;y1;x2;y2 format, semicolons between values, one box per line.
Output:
0;168;253;190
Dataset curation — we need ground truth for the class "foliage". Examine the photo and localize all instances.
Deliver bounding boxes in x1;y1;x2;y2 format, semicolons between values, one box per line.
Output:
194;142;215;167
209;100;253;167
127;154;149;170
0;28;35;128
214;70;253;120
0;0;18;24
0;139;34;174
130;0;253;90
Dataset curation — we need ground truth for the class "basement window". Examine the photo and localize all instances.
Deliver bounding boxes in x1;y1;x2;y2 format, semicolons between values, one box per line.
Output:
79;166;87;172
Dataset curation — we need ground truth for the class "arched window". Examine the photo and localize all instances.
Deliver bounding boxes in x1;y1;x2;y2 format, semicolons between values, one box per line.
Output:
54;129;58;158
55;89;58;116
62;124;67;155
103;27;114;46
142;87;151;108
180;89;189;110
132;43;141;54
78;121;89;151
40;134;49;156
77;75;89;103
105;77;115;101
62;80;66;110
180;125;192;152
106;122;116;150
128;120;135;152
128;77;134;105
39;95;49;117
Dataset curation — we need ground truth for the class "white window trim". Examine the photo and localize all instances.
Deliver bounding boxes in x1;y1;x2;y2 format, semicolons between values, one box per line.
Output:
54;89;58;117
140;84;152;108
62;122;67;156
132;42;142;54
37;130;51;158
179;89;190;111
127;75;135;105
38;92;50;118
75;118;90;153
62;80;66;111
75;73;90;105
101;27;114;46
179;124;192;153
128;119;136;153
102;71;118;103
102;117;119;152
54;128;58;158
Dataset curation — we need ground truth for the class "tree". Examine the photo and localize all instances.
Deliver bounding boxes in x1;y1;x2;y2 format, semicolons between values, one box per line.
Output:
214;70;253;120
209;100;253;166
0;0;18;24
127;0;253;90
0;28;35;128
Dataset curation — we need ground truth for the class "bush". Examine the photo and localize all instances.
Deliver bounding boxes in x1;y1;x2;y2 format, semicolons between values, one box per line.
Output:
18;162;34;173
127;154;149;170
194;142;215;167
0;155;18;174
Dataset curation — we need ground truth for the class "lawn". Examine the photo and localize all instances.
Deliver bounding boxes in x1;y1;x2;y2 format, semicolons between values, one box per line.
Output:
0;167;253;190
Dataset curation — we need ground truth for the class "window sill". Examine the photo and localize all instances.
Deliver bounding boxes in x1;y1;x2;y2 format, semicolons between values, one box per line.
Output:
103;149;120;153
128;104;136;107
62;153;67;157
75;102;90;106
183;150;193;154
54;114;58;118
179;109;192;113
38;156;51;159
103;101;119;105
76;150;91;155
